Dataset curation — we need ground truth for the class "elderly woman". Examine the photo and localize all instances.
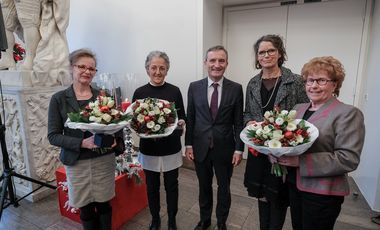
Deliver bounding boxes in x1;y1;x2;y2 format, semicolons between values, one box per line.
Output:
278;56;365;230
243;34;309;230
48;48;124;230
132;51;186;230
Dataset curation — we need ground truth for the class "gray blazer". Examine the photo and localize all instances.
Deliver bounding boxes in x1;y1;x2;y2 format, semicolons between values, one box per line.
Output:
185;77;244;162
295;98;365;196
244;66;309;123
47;85;99;166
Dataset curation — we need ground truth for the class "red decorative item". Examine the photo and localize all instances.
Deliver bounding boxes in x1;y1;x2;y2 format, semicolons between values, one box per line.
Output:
56;167;148;229
248;147;259;157
13;43;25;62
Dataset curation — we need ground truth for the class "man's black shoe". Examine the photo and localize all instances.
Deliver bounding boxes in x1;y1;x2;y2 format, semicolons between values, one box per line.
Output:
217;223;227;230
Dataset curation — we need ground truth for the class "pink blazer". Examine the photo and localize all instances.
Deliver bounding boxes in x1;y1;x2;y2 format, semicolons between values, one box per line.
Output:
294;98;365;196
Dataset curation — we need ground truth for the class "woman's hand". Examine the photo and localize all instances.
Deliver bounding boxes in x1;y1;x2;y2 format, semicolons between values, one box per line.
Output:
278;155;300;167
81;136;99;149
177;119;185;127
246;120;257;126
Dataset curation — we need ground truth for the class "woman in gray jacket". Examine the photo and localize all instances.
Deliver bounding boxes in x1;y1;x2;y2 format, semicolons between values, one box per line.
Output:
277;56;365;230
243;34;309;230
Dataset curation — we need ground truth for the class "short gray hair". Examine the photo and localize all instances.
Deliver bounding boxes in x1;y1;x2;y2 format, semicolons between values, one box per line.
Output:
204;45;228;61
145;51;170;70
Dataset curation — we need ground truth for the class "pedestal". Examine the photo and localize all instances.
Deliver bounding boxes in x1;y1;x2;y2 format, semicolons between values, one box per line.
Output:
56;167;148;229
0;70;69;201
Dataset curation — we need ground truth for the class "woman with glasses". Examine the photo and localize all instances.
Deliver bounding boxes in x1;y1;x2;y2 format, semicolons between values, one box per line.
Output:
243;34;309;230
132;50;186;230
48;48;124;230
276;56;365;230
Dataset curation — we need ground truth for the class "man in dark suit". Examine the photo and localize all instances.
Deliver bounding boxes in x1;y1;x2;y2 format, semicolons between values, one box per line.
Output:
185;45;244;230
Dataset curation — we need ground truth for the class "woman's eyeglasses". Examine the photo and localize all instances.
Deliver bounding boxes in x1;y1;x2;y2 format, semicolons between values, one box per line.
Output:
73;64;97;74
258;49;277;57
305;78;335;86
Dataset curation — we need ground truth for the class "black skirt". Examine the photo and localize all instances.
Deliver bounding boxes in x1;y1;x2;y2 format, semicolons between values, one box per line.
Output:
244;153;289;207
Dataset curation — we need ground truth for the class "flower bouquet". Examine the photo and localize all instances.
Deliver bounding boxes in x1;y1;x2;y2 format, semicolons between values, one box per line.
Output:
126;98;178;138
240;107;319;176
65;93;131;148
65;94;131;135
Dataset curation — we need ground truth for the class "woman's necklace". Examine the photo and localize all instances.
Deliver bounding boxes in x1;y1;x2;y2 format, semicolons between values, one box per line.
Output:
262;76;280;109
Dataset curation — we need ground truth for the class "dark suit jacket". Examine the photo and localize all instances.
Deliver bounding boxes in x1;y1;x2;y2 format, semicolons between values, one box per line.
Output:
185;77;244;162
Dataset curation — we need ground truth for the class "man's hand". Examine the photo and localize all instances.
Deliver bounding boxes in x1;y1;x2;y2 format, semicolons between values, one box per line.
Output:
185;147;194;161
232;152;242;167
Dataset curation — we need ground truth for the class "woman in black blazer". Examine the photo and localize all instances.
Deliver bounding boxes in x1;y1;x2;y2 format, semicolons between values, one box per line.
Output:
48;48;123;230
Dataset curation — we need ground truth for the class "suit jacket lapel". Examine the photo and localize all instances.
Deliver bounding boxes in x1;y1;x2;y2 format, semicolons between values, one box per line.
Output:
200;78;213;121
65;85;80;113
250;76;263;108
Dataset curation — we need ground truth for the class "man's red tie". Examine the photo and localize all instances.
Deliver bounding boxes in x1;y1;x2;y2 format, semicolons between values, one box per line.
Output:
210;83;219;120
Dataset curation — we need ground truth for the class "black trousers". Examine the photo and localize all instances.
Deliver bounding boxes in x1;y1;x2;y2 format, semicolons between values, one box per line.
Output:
144;168;179;221
288;182;344;230
194;149;233;225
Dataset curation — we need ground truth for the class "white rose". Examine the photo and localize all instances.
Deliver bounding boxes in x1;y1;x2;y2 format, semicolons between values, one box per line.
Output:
147;121;155;129
101;96;108;106
89;116;97;122
107;99;115;108
268;139;282;148
269;117;274;123
275;117;284;126
152;124;161;132
157;102;163;108
272;130;284;140
263;125;272;134
286;122;297;131
280;110;289;115
94;100;99;106
158;116;166;124
92;108;102;117
137;114;145;123
264;111;272;119
153;106;161;115
135;107;141;113
248;122;262;131
256;128;263;136
163;108;171;114
88;102;96;109
111;109;119;116
288;110;297;120
141;103;148;109
295;134;304;143
102;113;112;123
148;110;156;116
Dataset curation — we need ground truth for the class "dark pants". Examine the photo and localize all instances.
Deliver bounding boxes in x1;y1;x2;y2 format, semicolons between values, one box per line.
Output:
144;168;179;221
80;201;112;230
258;199;287;230
288;182;344;230
194;149;233;225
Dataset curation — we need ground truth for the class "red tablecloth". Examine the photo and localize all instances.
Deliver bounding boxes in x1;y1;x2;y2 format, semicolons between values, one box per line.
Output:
56;166;148;229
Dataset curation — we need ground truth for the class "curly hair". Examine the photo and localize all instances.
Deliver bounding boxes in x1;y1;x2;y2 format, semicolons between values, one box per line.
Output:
253;34;287;69
301;56;345;96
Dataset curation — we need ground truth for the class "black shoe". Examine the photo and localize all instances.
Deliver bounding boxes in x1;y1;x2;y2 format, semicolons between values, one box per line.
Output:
168;219;177;230
194;220;211;230
149;219;161;230
217;223;227;230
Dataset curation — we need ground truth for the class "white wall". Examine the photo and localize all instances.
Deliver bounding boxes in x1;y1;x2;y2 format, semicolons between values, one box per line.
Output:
203;0;224;65
353;0;380;212
67;0;203;105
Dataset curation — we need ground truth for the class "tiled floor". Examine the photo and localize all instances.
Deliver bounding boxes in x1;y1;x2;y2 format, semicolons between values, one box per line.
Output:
1;160;379;230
